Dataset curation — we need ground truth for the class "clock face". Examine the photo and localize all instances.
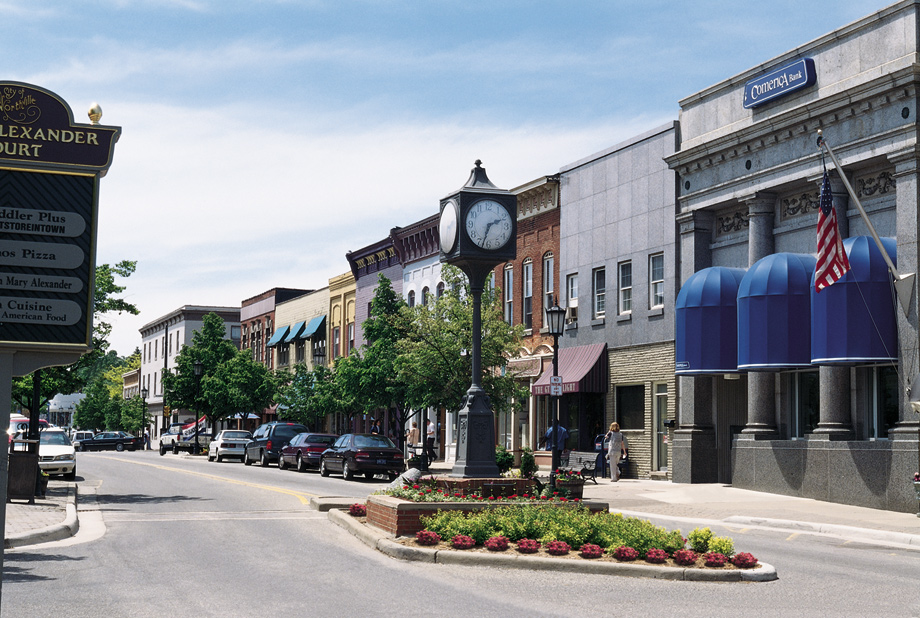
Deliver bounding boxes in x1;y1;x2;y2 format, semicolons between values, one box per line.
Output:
439;200;458;254
465;199;512;250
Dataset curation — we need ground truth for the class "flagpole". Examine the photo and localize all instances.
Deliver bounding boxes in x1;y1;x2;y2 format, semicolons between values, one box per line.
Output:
816;130;915;313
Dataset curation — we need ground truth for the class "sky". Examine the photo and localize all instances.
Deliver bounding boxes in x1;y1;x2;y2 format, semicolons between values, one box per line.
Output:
0;0;889;356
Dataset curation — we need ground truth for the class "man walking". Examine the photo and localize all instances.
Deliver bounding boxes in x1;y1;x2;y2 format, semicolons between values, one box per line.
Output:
425;418;437;463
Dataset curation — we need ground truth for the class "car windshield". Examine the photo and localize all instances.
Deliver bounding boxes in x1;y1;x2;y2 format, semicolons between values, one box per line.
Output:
354;435;396;449
40;432;71;446
305;435;335;446
223;431;251;440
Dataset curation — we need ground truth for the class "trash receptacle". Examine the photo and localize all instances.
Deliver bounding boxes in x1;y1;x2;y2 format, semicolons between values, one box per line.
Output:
8;451;39;503
594;434;608;478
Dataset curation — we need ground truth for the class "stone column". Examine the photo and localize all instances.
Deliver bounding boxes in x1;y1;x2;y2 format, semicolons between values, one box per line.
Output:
813;172;853;439
672;210;718;482
742;193;778;436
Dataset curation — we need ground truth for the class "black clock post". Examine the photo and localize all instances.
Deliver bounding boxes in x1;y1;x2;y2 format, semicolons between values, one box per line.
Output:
438;160;517;478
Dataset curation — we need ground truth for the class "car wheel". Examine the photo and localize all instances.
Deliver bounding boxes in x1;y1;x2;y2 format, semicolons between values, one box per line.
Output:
278;455;287;470
342;459;354;480
320;458;330;477
364;472;375;480
243;450;253;466
208;452;215;462
173;444;179;455
260;451;270;467
388;473;399;482
216;453;223;463
116;443;125;452
296;454;306;473
159;444;166;456
65;468;76;481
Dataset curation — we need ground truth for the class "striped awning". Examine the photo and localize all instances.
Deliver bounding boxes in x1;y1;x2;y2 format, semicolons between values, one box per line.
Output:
532;343;607;396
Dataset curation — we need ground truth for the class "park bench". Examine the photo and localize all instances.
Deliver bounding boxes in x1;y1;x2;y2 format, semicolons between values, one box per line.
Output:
559;450;599;483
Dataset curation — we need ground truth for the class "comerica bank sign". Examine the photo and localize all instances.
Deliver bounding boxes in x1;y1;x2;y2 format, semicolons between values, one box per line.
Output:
743;58;816;109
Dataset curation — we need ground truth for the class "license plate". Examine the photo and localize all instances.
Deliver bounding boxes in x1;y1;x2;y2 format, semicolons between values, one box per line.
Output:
377;459;387;465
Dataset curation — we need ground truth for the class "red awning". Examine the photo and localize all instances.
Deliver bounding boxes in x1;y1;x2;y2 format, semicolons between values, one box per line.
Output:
531;343;608;396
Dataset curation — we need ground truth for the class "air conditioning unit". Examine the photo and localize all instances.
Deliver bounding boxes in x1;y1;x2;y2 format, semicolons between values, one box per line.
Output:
565;305;578;323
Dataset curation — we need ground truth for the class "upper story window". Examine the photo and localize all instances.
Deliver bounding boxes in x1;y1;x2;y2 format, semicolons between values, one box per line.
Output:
522;259;533;330
618;261;632;315
543;252;554;319
436;282;445;298
332;326;341;360
592;268;605;319
649;253;664;309
422;286;430;306
503;265;514;324
347;322;355;353
407;290;416;308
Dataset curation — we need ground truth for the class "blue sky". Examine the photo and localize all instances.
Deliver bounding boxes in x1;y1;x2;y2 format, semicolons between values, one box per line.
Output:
0;0;887;355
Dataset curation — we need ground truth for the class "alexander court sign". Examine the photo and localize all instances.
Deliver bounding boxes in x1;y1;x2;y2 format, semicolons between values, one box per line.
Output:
0;82;120;351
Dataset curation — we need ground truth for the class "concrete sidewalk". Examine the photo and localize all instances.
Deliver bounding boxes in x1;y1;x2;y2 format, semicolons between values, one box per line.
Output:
3;482;78;549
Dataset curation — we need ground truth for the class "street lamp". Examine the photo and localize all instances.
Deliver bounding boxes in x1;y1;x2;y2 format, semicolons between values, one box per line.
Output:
140;387;149;449
193;360;203;455
545;299;567;489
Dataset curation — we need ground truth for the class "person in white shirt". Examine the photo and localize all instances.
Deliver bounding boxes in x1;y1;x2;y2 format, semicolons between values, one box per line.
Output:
425;419;437;462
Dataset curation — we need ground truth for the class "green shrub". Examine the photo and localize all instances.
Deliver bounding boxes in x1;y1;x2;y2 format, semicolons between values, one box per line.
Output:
708;535;735;557
495;446;515;474
519;447;538;479
688;527;713;553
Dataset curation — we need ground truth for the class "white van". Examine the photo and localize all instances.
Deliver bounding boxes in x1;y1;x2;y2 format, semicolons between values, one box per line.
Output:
71;430;95;451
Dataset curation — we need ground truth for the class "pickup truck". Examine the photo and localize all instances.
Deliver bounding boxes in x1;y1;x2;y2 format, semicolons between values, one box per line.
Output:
168;433;210;455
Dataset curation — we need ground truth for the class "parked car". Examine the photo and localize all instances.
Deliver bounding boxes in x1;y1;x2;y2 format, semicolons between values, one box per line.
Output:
278;433;338;472
208;430;252;462
80;431;142;452
243;421;307;467
71;430;94;451
319;433;405;481
8;416;50;442
38;429;76;480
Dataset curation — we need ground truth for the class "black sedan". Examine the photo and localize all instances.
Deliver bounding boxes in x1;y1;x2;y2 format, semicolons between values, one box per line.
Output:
279;433;338;472
320;433;404;481
80;431;142;452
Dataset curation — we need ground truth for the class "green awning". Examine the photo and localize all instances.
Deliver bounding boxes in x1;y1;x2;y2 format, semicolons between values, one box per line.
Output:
301;315;326;338
266;325;290;348
284;321;305;343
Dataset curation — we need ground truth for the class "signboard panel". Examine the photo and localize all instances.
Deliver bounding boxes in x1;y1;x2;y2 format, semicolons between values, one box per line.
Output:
743;58;816;109
0;169;95;346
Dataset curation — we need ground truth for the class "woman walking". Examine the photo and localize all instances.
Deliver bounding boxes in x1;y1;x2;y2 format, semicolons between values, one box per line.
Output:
606;422;628;481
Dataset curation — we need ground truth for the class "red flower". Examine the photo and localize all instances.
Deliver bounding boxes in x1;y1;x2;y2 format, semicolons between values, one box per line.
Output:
412;484;420;489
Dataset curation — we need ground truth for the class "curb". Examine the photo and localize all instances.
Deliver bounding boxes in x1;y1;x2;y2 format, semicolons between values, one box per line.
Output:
327;508;777;582
723;516;920;550
5;485;79;549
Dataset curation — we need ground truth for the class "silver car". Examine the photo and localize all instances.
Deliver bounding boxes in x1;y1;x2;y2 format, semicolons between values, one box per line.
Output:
208;430;252;462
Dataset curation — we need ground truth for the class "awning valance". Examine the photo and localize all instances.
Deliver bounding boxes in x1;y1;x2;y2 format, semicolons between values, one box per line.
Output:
738;253;816;370
675;267;747;375
266;325;290;348
301;315;326;339
532;343;607;396
811;236;898;364
285;321;306;343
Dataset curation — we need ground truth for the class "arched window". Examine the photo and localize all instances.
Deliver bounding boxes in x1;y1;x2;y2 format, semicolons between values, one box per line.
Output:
422;286;430;306
436;282;445;298
407;290;416;308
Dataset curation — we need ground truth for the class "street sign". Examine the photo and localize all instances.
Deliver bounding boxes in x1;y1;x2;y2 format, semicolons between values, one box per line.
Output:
550;376;562;385
550;385;562;396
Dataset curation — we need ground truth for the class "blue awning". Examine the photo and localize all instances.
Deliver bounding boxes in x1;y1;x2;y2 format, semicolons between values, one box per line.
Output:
301;315;326;338
265;325;290;348
811;236;898;364
284;321;305;343
738;253;816;370
675;267;747;375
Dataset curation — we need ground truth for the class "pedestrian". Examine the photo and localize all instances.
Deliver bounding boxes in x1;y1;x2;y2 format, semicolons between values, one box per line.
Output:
406;422;420;448
425;418;437;463
606;422;628;481
144;429;151;450
371;420;381;434
540;424;568;452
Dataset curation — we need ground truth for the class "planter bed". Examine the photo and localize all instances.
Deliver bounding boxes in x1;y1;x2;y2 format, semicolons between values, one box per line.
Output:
366;493;610;537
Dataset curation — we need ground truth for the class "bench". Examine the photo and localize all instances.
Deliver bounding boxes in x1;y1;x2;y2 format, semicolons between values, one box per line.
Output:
559;450;599;483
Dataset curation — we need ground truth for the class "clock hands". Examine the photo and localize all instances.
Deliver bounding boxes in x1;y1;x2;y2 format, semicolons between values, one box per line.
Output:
482;217;503;241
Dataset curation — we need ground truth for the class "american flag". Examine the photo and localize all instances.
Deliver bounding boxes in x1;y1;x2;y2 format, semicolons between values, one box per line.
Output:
814;170;850;292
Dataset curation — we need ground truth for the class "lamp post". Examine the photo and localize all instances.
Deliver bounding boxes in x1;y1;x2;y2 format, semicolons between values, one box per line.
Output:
140;387;149;449
545;299;567;490
193;360;203;455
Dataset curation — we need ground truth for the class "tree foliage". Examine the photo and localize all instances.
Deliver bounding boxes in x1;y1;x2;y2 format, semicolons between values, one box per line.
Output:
162;313;277;436
71;351;141;431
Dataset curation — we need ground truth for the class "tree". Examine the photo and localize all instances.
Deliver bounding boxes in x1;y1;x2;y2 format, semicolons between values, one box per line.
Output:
396;265;530;416
163;313;277;438
70;352;140;432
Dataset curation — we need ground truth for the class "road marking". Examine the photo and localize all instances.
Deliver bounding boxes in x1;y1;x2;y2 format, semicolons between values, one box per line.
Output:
786;533;799;541
94;456;319;505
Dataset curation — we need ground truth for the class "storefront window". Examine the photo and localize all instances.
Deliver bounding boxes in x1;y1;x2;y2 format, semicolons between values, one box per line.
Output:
793;370;819;437
870;365;898;439
616;384;645;429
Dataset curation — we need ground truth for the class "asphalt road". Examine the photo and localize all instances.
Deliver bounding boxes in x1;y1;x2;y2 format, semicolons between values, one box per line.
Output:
3;451;919;617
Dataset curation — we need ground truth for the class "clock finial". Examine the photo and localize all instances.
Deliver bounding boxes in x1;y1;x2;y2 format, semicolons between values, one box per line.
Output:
464;159;498;190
